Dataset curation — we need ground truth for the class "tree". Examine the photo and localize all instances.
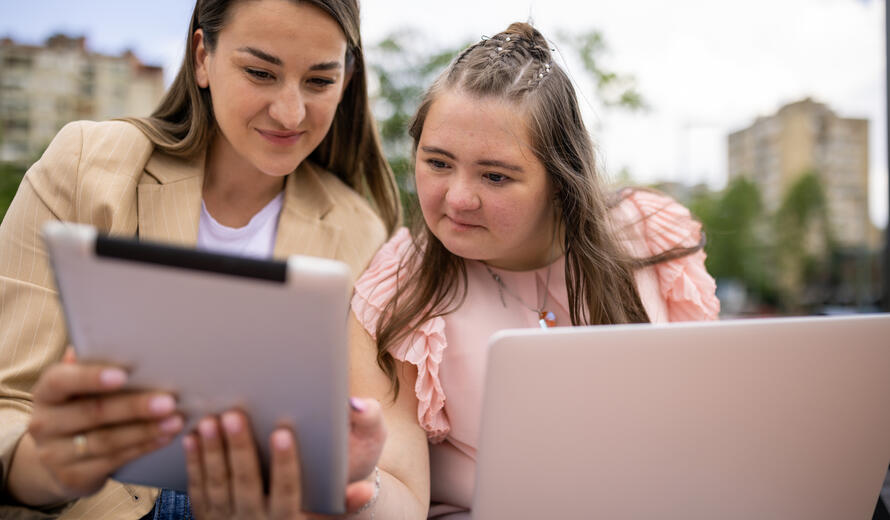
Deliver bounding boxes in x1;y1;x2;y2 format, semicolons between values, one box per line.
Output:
557;30;645;111
771;171;832;310
367;30;463;203
690;177;776;306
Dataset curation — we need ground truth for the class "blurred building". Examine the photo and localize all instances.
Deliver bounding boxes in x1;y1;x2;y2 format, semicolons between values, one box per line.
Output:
728;98;879;250
0;34;164;164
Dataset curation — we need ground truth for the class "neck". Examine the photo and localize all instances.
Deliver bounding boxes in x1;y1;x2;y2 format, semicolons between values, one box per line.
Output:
202;134;286;228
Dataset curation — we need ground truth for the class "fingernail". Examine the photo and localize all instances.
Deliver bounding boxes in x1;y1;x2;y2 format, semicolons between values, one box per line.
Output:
182;435;196;452
157;435;173;446
149;395;176;416
272;429;292;451
221;412;241;435
100;368;127;388
349;397;367;413
199;418;217;439
159;415;184;434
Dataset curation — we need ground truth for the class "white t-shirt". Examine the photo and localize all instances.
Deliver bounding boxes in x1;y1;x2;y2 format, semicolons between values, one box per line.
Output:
196;192;284;259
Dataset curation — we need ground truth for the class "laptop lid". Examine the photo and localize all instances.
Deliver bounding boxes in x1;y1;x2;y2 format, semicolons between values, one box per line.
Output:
473;314;890;520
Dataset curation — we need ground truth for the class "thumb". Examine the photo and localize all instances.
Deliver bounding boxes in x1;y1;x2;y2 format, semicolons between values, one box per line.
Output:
348;397;386;482
62;346;77;364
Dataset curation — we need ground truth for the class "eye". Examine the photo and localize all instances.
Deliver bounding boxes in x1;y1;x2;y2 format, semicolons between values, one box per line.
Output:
308;77;336;88
483;172;510;184
245;68;275;81
426;158;449;170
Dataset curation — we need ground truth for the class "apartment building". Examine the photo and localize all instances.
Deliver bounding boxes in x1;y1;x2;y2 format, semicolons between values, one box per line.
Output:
0;34;164;164
728;98;878;250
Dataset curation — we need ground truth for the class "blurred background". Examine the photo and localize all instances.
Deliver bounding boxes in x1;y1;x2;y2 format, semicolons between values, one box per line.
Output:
0;0;885;318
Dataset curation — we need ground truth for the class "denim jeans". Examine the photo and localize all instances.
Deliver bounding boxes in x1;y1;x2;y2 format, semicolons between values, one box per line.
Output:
140;489;192;520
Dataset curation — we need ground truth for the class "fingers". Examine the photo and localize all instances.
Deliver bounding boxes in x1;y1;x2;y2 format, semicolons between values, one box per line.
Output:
62;346;77;364
195;418;233;517
27;356;184;499
46;436;168;496
32;362;128;405
37;416;182;468
344;479;376;515
30;392;178;438
268;428;302;520
348;397;386;483
184;433;208;516
220;411;265;517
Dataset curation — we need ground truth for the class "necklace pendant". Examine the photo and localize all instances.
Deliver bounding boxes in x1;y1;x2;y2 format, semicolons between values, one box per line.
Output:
538;310;557;328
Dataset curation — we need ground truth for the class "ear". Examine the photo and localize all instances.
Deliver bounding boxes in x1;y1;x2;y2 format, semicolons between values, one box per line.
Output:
193;29;210;88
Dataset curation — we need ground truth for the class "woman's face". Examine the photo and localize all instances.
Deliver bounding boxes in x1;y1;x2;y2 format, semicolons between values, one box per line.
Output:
415;90;559;271
194;0;348;178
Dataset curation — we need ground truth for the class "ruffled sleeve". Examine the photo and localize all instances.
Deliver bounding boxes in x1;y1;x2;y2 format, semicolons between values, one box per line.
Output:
612;189;720;322
351;228;451;442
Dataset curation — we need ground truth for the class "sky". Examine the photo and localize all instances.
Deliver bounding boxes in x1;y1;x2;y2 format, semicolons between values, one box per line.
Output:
1;0;886;227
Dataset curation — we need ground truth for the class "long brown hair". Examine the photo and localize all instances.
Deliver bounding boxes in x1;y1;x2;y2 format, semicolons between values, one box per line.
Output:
123;0;399;232
375;23;703;394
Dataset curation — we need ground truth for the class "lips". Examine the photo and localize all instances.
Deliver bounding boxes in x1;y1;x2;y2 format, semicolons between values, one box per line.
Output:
256;128;303;145
445;215;483;229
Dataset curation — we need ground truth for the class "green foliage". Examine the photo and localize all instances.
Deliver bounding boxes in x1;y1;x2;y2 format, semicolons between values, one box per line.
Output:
771;171;832;310
691;171;841;313
367;31;465;193
557;30;646;111
690;177;776;304
0;163;26;223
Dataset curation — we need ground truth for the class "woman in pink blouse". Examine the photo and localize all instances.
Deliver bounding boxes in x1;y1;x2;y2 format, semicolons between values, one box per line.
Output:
346;22;720;519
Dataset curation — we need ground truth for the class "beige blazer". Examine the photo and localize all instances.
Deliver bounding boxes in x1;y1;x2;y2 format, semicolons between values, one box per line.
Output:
0;120;388;519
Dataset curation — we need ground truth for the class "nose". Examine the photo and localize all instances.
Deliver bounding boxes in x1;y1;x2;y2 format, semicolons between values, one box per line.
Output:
268;84;307;129
444;174;481;212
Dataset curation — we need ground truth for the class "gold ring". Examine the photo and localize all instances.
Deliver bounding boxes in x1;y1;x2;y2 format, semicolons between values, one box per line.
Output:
73;434;88;458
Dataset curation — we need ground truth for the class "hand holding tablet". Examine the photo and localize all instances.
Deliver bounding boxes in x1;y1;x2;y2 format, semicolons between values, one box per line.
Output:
42;222;355;515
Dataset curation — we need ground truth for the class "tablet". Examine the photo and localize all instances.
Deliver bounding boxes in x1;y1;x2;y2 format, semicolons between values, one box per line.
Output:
475;314;890;519
43;221;350;515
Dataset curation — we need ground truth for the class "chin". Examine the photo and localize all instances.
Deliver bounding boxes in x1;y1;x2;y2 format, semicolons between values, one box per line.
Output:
436;236;490;262
256;157;304;177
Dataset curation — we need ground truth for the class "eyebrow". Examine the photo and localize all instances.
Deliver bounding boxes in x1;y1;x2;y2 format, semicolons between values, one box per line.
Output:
236;47;343;71
420;146;524;172
237;47;282;66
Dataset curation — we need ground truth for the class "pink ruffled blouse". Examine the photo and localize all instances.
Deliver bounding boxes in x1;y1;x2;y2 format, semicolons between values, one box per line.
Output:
351;190;720;518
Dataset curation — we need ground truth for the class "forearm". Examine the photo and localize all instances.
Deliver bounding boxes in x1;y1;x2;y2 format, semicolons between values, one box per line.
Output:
6;432;77;507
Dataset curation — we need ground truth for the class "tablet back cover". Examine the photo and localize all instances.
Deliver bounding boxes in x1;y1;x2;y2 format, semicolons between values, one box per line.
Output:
44;223;349;515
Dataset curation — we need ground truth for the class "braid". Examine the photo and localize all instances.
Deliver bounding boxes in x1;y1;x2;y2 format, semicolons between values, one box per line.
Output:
449;24;554;95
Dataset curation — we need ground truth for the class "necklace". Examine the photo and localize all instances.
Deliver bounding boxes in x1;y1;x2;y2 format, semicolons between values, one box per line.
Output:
483;262;557;329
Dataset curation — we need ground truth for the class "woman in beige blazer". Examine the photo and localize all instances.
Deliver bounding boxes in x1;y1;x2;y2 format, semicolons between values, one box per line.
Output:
0;1;430;519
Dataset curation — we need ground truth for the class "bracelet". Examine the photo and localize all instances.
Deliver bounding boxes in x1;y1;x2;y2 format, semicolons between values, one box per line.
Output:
353;466;380;518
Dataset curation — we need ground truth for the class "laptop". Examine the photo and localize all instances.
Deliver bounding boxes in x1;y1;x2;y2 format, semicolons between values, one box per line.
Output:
473;314;890;520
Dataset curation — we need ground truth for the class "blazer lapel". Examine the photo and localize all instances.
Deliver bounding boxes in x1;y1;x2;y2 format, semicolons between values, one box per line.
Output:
273;162;343;260
137;151;205;247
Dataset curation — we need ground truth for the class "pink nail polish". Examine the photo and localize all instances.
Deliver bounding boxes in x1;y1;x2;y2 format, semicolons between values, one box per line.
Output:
349;397;367;413
159;415;183;434
149;395;176;416
199;419;217;439
100;368;127;388
272;430;292;451
182;435;195;452
221;412;242;434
